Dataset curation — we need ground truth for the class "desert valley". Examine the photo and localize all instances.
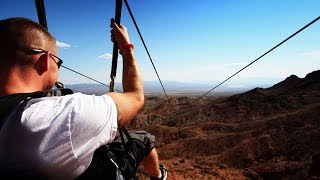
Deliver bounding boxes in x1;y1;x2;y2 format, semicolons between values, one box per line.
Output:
128;70;320;179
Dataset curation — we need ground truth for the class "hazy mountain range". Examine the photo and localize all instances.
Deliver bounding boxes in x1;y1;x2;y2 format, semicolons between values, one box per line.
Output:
64;77;282;96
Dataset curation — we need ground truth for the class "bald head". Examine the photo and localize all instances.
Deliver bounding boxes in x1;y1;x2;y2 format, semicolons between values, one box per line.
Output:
0;17;56;66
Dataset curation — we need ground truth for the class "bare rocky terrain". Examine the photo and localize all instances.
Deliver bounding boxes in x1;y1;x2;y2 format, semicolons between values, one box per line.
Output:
129;70;320;179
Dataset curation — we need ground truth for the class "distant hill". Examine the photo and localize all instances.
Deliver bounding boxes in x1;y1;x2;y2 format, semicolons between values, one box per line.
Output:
129;70;320;179
64;78;279;97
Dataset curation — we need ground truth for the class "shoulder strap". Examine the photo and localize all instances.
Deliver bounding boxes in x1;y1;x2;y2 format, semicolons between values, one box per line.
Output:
0;88;73;130
119;127;132;152
0;91;45;129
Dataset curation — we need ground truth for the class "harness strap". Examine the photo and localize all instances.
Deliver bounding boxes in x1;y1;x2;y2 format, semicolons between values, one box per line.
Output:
35;0;48;29
109;0;123;92
0;88;73;130
119;127;133;153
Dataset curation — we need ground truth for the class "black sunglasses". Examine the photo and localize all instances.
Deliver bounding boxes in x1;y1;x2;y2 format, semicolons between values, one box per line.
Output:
31;49;63;69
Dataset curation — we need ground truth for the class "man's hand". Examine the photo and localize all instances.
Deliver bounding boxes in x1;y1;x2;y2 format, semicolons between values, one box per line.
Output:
110;18;131;48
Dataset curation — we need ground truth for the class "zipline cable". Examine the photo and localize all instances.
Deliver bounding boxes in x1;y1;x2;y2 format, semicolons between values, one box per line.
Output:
109;0;123;92
196;15;320;100
61;65;121;92
123;0;168;99
157;16;320;121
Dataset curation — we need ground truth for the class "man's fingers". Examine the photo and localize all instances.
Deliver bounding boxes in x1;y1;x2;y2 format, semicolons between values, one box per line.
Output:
110;18;116;28
110;18;121;29
109;18;129;46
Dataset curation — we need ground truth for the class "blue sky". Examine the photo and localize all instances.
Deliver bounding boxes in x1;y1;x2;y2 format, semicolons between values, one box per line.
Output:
2;0;320;89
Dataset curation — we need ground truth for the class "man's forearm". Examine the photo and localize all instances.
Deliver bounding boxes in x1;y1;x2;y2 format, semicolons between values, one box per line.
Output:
121;49;144;100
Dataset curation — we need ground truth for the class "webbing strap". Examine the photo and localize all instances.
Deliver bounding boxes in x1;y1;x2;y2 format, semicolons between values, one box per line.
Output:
119;127;133;152
109;0;123;92
34;0;48;29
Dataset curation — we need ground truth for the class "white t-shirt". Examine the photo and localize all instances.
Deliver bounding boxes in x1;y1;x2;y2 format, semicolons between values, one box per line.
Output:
0;93;118;179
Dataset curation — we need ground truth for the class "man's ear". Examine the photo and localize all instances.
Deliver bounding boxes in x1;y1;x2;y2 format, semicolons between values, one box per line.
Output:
34;53;49;75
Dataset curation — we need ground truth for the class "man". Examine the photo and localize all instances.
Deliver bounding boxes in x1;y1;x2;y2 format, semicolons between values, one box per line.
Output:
0;17;167;179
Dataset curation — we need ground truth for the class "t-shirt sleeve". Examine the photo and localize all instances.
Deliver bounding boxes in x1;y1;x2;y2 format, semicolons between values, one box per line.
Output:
69;93;118;160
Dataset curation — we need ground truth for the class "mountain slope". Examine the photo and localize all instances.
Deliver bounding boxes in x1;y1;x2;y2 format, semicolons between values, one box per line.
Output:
130;70;320;179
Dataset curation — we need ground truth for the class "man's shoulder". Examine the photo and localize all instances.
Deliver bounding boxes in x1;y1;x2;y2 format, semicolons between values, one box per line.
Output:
27;92;114;108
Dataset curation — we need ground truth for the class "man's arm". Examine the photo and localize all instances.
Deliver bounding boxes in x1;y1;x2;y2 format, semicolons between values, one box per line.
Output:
107;19;144;127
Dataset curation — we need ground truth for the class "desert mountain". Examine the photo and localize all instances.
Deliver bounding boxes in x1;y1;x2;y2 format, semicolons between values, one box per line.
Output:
130;70;320;179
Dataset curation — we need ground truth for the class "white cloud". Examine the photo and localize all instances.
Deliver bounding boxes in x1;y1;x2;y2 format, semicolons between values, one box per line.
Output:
300;50;320;59
56;41;71;49
223;62;249;68
145;56;160;61
98;53;113;60
98;53;123;63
